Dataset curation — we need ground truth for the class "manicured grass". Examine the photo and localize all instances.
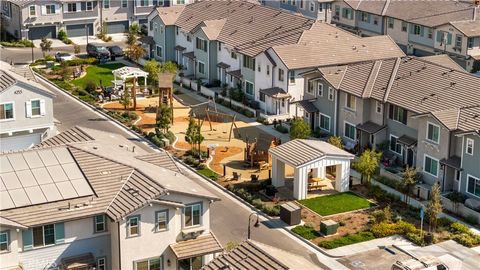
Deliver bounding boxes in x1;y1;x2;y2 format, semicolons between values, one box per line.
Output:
72;63;125;89
291;225;321;240
318;231;375;249
197;168;219;180
299;192;374;216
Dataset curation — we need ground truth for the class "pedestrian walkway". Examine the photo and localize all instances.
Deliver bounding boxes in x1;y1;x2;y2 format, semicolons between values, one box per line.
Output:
69;33;125;45
32;38;65;48
325;235;414;257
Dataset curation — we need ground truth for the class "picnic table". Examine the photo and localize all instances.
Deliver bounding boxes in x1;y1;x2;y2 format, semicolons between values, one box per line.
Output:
308;177;327;191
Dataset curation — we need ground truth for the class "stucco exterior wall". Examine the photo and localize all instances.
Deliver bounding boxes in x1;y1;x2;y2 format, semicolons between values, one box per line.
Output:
460;134;480;200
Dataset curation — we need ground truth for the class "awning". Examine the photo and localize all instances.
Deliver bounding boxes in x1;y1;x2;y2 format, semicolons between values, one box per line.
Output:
183;51;195;60
226;69;242;79
397;135;417;147
295;100;319;113
170;232;223;260
175;45;186;51
61;253;95;270
356;121;386;134
216;62;231;69
440;156;462;170
138;36;155;45
259;87;291;99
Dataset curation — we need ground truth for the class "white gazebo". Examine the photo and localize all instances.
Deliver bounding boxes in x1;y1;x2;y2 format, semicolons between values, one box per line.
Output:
269;139;355;200
112;66;149;94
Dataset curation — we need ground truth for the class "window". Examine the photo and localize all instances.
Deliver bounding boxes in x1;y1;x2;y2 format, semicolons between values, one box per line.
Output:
390;135;402;155
178;257;202;270
94;215;106;233
344;122;356;140
127;216;140;237
97;257;106;270
278;69;284;81
67;3;77;12
29;5;35;16
328;87;334;101
33;224;55;247
319;114;330;131
467;37;474;49
29;99;41;117
467;175;480;197
45;4;56;14
186;34;191;42
0;103;14;120
121;0;128;8
334;5;340;17
281;99;285;107
243;55;255;70
266;65;270;75
86;1;93;10
231;51;237;59
307;80;314;94
376;101;383;114
196;38;207;52
427;28;433;39
292;0;296;6
424;155;439;177
455;34;462;48
135;257;162;270
259;92;265;102
289;71;295;84
317;83;323;96
389;105;408;125
300;0;304;9
426;122;440;144
245;81;254;96
360;12;370;23
388;18;394;29
345;93;356;110
156;0;165;6
155;210;168;231
466;138;474;155
218;43;221;51
184;203;201;227
156;45;163;58
309;1;315;12
318;3;322;12
342;8;353;20
103;0;110;9
0;231;8;252
139;0;149;7
177;0;185;4
437;31;452;45
401;21;407;32
455;170;461;182
413;24;422;36
198;62;205;74
257;62;261;72
373;17;379;25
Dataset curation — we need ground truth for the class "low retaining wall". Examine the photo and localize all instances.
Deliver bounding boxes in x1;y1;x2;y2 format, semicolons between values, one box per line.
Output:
441;196;480;224
259;113;291;124
371;179;424;209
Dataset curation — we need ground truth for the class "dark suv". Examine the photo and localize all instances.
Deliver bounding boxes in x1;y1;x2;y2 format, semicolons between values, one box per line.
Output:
86;43;110;59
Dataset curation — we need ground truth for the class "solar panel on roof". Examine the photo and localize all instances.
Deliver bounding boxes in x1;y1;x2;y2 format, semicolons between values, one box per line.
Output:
47;165;69;182
0;172;22;189
0;156;13;173
62;163;84;180
25;186;47;205
16;170;38;187
40;183;63;201
23;151;44;169
56;181;78;199
9;188;31;207
37;149;59;166
7;154;29;171
0;190;14;209
70;179;93;196
0;177;6;191
31;167;54;184
52;148;74;164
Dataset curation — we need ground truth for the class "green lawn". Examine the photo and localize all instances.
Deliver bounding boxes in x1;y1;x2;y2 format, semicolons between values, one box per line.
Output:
72;63;125;89
299;192;374;216
197;168;219;180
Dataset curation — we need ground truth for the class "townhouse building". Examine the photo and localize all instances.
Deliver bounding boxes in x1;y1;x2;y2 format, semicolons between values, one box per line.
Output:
0;62;56;152
299;54;480;202
261;0;334;22
330;0;480;71
0;127;222;270
1;0;192;40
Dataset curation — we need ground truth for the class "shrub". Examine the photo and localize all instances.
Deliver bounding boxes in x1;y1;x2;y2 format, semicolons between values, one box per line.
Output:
452;233;480;247
85;81;97;93
370;221;416;238
450;222;470;234
196;163;206;170
405;232;424;246
57;30;68;41
372;206;392;224
74;44;81;54
465;215;478;226
292;224;320;240
0;39;34;47
64;58;97;66
437;217;453;229
183;156;196;165
275;125;288;134
319;232;375;249
262;204;280;216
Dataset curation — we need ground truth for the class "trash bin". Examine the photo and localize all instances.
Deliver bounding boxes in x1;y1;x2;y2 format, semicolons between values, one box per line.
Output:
320;219;338;236
265;185;277;197
280;202;301;226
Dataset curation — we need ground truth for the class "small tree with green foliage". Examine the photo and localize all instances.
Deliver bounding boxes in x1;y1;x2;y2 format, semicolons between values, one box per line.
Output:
354;149;382;186
289;118;311;139
426;183;442;232
126;23;140;46
119;88;131;110
39;38;52;57
185;117;204;159
156;105;171;133
144;59;161;87
327;136;344;149
401;166;418;204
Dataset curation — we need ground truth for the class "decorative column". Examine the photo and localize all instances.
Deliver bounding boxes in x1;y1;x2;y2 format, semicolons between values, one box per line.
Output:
271;157;285;187
335;162;350;192
293;167;307;200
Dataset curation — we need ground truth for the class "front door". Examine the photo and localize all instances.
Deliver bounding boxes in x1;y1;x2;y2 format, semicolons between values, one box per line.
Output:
310;112;315;131
406;148;414;167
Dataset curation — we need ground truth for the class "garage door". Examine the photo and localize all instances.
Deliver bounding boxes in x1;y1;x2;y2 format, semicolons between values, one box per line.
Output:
28;25;56;40
66;23;94;38
0;133;41;152
107;21;129;34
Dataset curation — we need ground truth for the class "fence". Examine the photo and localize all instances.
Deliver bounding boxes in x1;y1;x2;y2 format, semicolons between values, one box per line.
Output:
441;196;480;224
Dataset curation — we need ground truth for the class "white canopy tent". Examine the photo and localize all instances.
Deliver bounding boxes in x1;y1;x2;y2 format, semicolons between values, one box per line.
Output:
112;66;149;95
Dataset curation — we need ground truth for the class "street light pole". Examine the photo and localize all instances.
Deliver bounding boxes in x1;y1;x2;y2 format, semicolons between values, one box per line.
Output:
85;24;89;44
247;212;260;240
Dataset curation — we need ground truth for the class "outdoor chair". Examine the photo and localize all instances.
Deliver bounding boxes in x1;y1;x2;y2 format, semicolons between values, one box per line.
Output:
251;174;259;183
233;172;241;181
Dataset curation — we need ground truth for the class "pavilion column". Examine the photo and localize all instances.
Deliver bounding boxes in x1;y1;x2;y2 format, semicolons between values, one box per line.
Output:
144;75;147;93
271;157;285;187
293;167;307;200
318;166;326;179
335;161;350;192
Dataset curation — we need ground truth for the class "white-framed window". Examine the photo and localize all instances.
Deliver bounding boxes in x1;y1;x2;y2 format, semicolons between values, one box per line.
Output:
307;80;314;94
318;3;323;12
278;68;284;81
26;99;44;118
0;231;9;252
299;0;304;9
360;12;369;23
156;45;163;58
178;257;202;270
29;5;36;16
289;71;295;84
266;65;270;75
243;55;255;70
467;175;480;198
45;4;56;14
334;5;340;17
401;21;408;32
259;92;266;102
31;99;41;116
319;114;330;132
344;122;356;141
196;37;207;52
426;122;440;144
423;155;439;177
388;17;394;29
373;16;379;25
183;203;201;228
245;81;254;96
66;3;78;12
413;24;422;36
86;1;93;11
139;0;149;7
317;83;323;97
455;34;462;48
177;0;185;4
389;105;407;125
427;28;433;39
121;0;128;8
33;224;55;247
94;215;106;233
328;87;334;101
135;257;162;270
389;134;402;155
342;8;353;20
309;1;315;12
376;101;383;114
231;51;237;59
103;0;110;9
466;138;474;155
97;257;106;270
345;93;356;111
155;210;168;232
292;0;296;6
0;102;14;121
127;216;140;237
257;62;261;72
198;61;205;74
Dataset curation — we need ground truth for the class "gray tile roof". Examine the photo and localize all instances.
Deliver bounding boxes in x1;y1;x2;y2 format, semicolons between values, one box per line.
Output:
450;20;480;37
136;152;181;173
170;232;223;260
440;155;462;170
34;126;94;148
295;99;319;113
0;70;16;93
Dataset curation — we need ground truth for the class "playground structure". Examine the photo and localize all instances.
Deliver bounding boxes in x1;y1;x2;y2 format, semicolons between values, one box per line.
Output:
157;72;175;123
245;134;281;168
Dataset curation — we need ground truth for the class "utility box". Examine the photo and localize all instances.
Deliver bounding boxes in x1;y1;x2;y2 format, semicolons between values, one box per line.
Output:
320;219;338;236
280;202;301;226
161;138;170;147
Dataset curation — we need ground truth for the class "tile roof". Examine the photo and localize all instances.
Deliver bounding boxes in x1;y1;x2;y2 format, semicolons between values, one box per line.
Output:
202;240;289;270
156;5;185;26
1;61;54;96
135;152;181;173
0;70;16;93
198;19;227;40
318;66;347;89
170;232;223;260
450;20;480;37
440;155;462;170
295;99;319;113
259;87;290;98
420;55;466;72
33;126;94;148
457;105;480;133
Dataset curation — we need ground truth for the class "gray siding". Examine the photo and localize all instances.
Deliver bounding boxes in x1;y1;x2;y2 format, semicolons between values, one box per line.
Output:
408;24;434;47
209;41;218;82
165;26;176;62
193;30;209;80
338;91;364;143
311;80;336;135
461;134;480;199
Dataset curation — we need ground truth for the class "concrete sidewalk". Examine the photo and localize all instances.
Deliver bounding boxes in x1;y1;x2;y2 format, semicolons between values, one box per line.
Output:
32;38;66;48
69;33;125;45
325;235;414;257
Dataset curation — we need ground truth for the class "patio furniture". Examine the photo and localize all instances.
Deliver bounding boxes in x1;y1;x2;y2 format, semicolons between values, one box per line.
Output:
251;174;259;183
233;172;241;181
308;178;327;191
280;202;301;226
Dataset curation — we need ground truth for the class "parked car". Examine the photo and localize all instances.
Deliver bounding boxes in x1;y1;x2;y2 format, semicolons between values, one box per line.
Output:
55;52;75;62
140;24;148;35
107;46;124;57
86;43;110;59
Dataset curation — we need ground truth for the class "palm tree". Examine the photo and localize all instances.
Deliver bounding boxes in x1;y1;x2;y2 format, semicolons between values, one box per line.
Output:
39;37;52;58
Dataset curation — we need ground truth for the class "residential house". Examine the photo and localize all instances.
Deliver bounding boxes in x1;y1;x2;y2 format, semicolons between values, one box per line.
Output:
330;0;480;71
0;62;56;152
0;127;222;270
261;0;334;22
1;0;192;40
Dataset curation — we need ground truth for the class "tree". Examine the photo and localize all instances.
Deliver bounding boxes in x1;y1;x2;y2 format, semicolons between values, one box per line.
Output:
126;23;140;46
354;149;382;186
39;38;52;57
185;117;204;159
401;166;418;204
125;44;146;110
289;118;310;139
119;87;131;110
159;61;178;74
144;59;161;87
156;104;171;133
327;136;344;149
426;182;442;233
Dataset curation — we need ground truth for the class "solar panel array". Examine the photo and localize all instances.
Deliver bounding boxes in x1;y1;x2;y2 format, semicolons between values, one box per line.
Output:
0;147;94;210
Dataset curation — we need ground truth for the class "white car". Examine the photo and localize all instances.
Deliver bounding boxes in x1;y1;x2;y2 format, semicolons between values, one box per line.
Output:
55;52;75;62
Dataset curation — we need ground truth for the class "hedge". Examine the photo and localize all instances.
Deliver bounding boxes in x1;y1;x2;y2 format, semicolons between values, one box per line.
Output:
318;232;375;249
